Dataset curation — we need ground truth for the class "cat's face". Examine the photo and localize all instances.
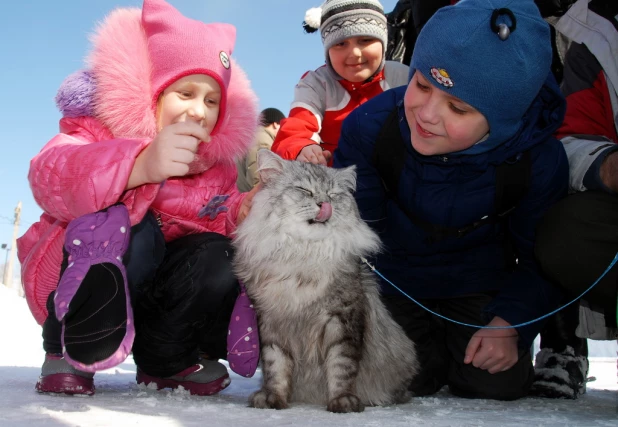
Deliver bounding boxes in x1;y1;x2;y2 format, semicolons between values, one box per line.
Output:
252;150;359;241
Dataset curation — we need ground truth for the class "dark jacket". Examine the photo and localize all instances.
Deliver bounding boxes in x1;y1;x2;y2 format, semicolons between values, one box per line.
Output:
333;76;569;346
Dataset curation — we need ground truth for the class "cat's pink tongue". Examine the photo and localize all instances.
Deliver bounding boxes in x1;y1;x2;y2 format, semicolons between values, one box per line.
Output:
314;202;332;223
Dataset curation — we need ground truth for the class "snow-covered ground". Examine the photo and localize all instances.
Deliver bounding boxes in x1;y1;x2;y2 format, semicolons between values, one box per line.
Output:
0;285;616;427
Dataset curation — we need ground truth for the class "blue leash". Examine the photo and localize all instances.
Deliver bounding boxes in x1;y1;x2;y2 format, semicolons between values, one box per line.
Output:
361;252;618;330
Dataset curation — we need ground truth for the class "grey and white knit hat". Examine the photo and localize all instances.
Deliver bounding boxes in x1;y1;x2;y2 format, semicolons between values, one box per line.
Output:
303;0;388;78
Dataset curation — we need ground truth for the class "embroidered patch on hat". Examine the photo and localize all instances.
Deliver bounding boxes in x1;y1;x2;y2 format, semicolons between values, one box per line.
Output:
219;51;230;69
430;67;453;88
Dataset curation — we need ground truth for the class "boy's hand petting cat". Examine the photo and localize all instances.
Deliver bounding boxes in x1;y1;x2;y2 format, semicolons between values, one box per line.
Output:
297;144;332;165
463;316;519;374
237;183;261;225
126;121;211;190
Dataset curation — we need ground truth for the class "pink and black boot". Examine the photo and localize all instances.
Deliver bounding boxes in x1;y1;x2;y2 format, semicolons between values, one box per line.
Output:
136;358;231;396
36;353;95;396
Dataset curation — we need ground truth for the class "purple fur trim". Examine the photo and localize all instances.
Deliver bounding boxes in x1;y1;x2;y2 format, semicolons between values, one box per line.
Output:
55;69;96;118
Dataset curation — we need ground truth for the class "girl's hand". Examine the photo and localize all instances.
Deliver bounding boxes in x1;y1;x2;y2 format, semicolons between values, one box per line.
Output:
297;144;332;166
464;316;519;374
126;121;211;190
237;183;261;225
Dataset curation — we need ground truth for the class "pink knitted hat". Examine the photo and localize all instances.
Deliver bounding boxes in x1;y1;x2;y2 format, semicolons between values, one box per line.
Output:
142;0;236;135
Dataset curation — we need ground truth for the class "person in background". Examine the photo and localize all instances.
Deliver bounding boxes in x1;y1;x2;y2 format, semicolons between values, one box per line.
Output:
272;0;409;166
533;0;618;399
237;108;285;192
385;0;451;66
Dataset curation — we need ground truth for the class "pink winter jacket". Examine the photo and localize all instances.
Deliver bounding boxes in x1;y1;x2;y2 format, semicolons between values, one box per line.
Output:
17;8;258;325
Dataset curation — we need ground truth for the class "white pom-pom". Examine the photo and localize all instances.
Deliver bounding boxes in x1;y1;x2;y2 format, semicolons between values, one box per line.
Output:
304;7;322;30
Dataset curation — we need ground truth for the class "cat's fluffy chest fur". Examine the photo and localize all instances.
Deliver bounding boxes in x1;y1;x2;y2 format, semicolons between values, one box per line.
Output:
233;150;418;412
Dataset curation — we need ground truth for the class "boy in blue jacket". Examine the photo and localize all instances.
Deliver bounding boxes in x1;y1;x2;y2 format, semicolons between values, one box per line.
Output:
334;0;568;400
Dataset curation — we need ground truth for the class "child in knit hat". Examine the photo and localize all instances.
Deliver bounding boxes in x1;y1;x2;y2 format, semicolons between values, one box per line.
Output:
271;0;409;166
17;0;259;396
334;0;569;400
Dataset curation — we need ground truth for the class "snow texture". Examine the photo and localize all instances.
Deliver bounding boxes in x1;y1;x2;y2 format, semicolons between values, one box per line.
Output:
0;285;616;427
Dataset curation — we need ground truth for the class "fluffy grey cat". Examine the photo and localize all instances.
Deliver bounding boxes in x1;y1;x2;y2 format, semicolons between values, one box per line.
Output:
232;150;418;413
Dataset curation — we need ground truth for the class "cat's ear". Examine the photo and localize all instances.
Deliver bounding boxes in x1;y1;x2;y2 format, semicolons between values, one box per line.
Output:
257;149;285;184
337;165;357;193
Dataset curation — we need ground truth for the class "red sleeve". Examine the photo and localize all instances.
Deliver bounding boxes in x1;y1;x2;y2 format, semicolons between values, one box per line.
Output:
556;72;618;142
271;107;320;160
556;43;618;143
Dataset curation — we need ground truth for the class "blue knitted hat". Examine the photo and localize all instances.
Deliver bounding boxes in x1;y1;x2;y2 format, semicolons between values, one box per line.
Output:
410;0;552;154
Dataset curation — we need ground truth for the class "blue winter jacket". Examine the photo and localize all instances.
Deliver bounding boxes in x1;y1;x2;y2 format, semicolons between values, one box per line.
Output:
333;76;568;346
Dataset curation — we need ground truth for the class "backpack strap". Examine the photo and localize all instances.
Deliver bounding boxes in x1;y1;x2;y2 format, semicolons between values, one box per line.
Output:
371;107;460;242
372;107;406;196
494;151;532;218
371;107;532;244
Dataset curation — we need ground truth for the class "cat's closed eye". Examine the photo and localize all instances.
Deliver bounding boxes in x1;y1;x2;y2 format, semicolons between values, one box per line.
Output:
295;186;314;197
328;192;345;200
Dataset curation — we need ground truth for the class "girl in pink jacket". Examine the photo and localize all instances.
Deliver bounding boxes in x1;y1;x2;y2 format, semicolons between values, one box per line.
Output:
17;0;258;396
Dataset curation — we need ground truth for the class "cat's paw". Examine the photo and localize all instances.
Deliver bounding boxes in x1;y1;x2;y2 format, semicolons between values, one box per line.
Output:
249;389;289;410
326;393;365;413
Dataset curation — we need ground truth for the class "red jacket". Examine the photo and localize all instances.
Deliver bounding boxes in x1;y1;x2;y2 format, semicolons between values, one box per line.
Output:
551;0;618;193
272;61;409;163
555;43;618;143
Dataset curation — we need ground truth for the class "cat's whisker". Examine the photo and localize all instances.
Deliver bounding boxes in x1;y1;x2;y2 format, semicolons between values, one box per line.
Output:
275;211;301;221
364;218;387;223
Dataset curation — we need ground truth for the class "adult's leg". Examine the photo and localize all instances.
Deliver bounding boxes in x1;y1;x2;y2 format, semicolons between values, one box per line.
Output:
536;191;618;326
442;294;534;401
538;303;588;357
532;191;618;398
531;302;589;399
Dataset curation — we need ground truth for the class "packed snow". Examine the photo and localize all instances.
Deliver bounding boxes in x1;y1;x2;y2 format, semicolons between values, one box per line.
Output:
0;284;615;427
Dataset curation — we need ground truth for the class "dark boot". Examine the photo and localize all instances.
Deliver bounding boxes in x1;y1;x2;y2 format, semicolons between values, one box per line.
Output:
531;304;589;399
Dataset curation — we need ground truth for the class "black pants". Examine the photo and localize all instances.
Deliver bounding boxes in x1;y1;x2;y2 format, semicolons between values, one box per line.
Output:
535;191;618;328
42;212;239;377
536;301;588;356
383;294;534;401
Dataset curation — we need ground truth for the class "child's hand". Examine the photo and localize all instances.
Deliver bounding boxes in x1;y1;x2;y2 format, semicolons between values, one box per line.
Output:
600;151;618;192
463;316;519;374
297;144;332;166
237;183;261;225
126;121;211;190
